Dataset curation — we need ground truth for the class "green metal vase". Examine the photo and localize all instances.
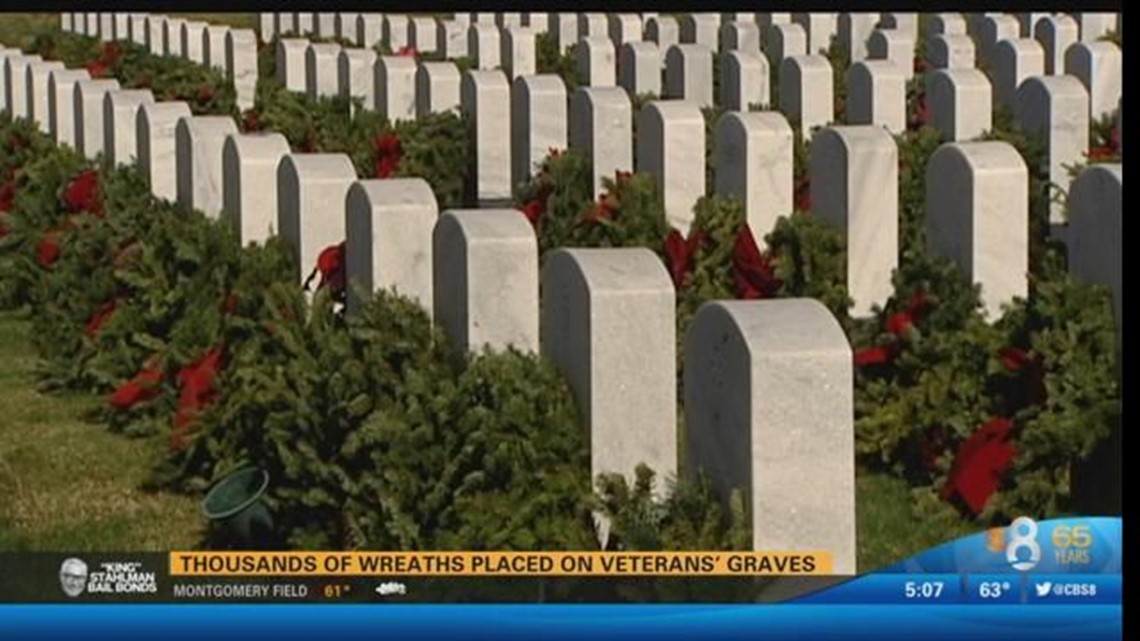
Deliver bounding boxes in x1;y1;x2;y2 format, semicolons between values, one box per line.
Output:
201;467;273;548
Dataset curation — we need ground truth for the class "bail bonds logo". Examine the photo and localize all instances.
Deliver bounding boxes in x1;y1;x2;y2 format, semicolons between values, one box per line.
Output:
58;558;158;597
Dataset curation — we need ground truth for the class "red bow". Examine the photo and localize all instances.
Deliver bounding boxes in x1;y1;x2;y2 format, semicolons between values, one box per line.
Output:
373;133;403;178
663;228;704;291
108;364;165;411
63;170;101;216
732;224;781;299
518;199;545;226
855;291;935;367
998;346;1047;409
84;298;121;338
241;110;261;133
171;346;225;450
583;195;617;224
940;417;1017;515
36;231;61;268
305;242;347;300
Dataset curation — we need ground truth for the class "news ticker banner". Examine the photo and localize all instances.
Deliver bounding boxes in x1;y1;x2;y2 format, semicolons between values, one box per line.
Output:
0;517;1120;605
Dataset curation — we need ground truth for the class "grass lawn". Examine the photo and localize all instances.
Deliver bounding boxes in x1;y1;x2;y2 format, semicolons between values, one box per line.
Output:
0;310;203;550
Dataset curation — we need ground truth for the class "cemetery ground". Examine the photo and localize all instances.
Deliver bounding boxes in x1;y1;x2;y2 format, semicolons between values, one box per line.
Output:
0;306;974;568
0;10;1121;585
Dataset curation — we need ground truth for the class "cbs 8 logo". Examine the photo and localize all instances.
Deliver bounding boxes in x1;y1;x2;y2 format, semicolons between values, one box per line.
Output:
1006;517;1041;571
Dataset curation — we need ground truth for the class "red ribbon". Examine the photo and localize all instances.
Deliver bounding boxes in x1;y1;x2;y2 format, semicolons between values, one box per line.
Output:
940;417;1017;515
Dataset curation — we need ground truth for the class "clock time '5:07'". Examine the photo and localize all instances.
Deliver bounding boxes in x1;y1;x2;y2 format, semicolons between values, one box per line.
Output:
904;581;945;599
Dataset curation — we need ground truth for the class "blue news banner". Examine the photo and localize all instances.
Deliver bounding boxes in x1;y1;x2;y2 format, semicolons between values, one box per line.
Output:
0;517;1122;640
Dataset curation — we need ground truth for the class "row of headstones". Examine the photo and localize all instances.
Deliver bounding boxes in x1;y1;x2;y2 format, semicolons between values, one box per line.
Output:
262;12;1123;221
25;12;1127;345
260;12;1122;114
0;27;858;570
58;12;259;111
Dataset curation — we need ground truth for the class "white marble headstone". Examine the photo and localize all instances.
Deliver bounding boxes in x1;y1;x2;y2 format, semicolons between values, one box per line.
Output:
433;209;539;353
277;153;358;284
645;16;680;64
608;14;642;49
550;13;578;55
720;20;761;55
846;60;905;134
202;24;230;73
276;39;310;92
416;62;461;117
766;22;807;67
577;37;617;87
1065;41;1122;122
867;29;914;79
720;50;769;111
73;78;121;160
927;13;967;39
636;100;705;233
175;116;238;217
374;55;417;122
4;54;41;120
1034;15;1079;76
511;74;568;189
679;13;720;49
779;55;834;140
684;298;856;573
837;13;878;61
357;14;384;48
618;41;661;97
812;126;898;316
408;17;439;54
306;43;343;100
927;69;992;142
385;15;410;51
993;38;1047;110
1067;163;1123;335
715;111;795;237
26;60;64;133
461;70;513;204
226;29;259;113
926;34;975;71
48;69;90;148
1015;76;1090;224
222;132;291;245
468;23;501;70
345;178;439;316
664;44;713;108
436;19;467;59
258;13;275;42
137;101;191;201
500;26;537;80
793;12;839;55
541;248;677;503
103;89;154;167
926;141;1028;318
181;21;208;63
570;86;633;198
339;48;376;115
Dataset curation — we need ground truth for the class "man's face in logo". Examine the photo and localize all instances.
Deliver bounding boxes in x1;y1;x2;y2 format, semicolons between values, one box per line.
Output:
59;558;87;597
